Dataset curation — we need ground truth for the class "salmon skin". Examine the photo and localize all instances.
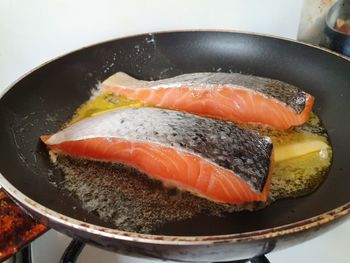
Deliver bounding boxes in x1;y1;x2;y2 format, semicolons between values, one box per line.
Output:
43;108;273;204
102;72;314;130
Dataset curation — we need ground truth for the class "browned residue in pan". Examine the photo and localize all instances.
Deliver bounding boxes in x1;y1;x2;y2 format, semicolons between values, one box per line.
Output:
0;190;47;261
55;156;267;234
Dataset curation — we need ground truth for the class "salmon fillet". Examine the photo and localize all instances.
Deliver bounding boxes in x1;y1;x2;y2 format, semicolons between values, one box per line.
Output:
102;72;314;130
42;108;274;204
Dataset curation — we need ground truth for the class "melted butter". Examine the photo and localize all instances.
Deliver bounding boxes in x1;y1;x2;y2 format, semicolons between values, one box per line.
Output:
270;135;332;199
240;113;332;199
270;148;331;199
68;92;332;201
68;91;146;125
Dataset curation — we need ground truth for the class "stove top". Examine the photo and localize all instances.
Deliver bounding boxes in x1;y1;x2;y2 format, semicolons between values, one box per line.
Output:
27;223;349;263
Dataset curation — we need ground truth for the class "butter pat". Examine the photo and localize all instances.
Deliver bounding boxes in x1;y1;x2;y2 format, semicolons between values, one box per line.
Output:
274;139;330;162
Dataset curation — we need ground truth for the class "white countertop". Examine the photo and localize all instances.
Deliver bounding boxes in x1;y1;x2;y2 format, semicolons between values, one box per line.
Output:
1;1;349;262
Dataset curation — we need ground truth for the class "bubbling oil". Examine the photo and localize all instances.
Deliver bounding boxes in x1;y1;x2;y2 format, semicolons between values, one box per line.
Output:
238;113;332;200
68;91;332;201
51;91;332;233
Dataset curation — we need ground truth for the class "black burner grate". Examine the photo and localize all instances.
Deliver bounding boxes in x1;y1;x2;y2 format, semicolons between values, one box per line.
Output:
60;239;85;263
15;239;270;263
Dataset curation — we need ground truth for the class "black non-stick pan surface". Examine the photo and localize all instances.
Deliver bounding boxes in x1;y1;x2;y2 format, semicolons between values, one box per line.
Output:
0;31;350;262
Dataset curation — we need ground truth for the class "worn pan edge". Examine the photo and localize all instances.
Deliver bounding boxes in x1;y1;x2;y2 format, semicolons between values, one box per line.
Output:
0;30;350;245
0;173;349;245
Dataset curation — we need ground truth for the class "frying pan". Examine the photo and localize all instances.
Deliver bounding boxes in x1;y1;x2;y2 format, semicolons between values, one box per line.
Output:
0;31;350;262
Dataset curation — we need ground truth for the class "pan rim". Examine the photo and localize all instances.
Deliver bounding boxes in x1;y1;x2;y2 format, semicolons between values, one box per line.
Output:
1;174;349;244
0;29;349;245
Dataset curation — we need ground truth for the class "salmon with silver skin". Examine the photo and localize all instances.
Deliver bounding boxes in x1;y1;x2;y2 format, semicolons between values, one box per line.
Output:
41;108;274;204
102;72;314;130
